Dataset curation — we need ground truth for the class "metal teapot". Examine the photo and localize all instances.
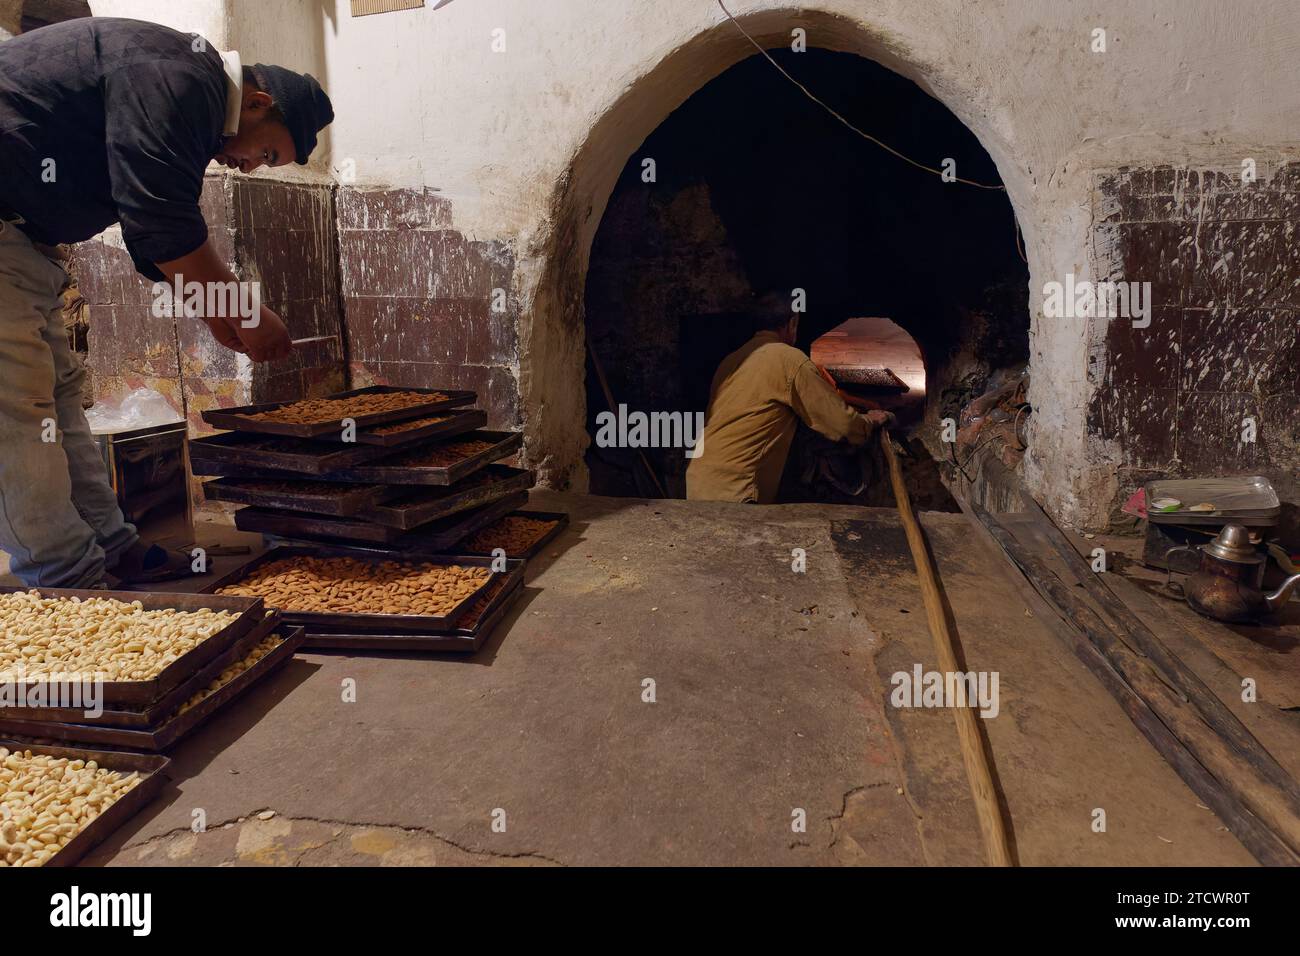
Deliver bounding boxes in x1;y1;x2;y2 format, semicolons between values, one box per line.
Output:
1166;524;1300;623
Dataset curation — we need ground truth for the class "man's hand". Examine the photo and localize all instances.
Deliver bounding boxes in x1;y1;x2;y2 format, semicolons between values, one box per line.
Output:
203;315;247;353
234;305;293;362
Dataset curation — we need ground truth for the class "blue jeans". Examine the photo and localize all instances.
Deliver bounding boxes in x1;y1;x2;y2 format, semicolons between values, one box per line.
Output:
0;218;137;587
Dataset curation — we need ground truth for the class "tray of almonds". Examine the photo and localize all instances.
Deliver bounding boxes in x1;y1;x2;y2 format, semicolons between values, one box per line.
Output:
342;430;523;486
200;385;476;439
203;546;498;632
456;511;569;559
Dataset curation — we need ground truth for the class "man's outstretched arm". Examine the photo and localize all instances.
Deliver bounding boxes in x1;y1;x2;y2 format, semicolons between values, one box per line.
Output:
156;240;293;363
788;359;892;445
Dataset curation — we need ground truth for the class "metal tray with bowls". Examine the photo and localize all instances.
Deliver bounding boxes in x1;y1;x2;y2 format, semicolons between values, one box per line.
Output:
202;476;397;517
0;586;266;707
1146;476;1281;526
0;739;169;866
0;627;305;753
303;558;525;652
188;431;393;476
234;490;529;549
352;408;489;448
358;465;536;530
0;609;283;726
200;385;477;439
200;545;498;632
452;509;570;560
339;430;523;486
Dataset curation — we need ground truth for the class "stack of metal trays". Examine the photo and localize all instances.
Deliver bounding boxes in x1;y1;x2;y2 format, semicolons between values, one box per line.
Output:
1145;476;1281;527
0;587;303;753
192;385;534;552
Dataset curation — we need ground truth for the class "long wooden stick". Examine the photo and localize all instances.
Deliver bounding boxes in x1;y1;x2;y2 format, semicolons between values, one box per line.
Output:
880;432;1014;866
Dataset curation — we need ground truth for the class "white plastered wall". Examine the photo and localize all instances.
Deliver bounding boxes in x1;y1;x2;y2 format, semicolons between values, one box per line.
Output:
92;0;1300;525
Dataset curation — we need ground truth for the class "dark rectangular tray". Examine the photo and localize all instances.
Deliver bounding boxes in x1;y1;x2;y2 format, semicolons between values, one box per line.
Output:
0;628;305;753
340;430;522;486
202;477;395;517
0;610;283;726
0;586;265;706
188;431;393;476
359;465;535;530
352;408;489;448
453;510;570;559
201;545;497;632
200;385;477;439
0;740;169;866
234;490;529;548
303;559;525;652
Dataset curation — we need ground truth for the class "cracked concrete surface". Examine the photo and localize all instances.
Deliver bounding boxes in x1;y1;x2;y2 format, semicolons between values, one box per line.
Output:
60;490;1259;866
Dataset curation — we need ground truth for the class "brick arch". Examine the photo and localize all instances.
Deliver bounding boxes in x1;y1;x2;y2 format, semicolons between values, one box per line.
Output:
519;5;1033;492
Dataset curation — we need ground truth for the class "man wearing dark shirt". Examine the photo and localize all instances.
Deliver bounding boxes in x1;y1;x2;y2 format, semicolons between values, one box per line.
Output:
0;17;333;587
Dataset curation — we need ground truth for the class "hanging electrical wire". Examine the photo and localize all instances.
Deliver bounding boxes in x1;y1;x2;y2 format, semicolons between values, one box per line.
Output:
714;0;1028;261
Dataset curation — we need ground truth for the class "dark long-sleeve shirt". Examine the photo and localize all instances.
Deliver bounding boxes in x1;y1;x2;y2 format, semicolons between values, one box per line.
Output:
0;17;227;279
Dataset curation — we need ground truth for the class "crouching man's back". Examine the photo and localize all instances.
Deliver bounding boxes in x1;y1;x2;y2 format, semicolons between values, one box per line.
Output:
687;297;888;504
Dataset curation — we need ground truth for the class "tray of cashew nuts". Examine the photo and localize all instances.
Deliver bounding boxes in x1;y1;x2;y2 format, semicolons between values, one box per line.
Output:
0;587;268;707
0;624;305;753
0;740;169;867
202;545;500;632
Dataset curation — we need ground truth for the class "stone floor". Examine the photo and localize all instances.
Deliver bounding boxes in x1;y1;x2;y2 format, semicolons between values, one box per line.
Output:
6;491;1293;865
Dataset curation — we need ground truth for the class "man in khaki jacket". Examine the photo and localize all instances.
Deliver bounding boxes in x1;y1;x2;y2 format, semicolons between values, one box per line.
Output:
687;296;893;504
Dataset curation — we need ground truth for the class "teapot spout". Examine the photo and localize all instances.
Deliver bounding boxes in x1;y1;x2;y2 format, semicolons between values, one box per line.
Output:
1264;573;1300;613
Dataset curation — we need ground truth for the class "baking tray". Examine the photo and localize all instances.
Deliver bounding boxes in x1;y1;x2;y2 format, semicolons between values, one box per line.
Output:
330;430;522;486
188;431;393;476
0;739;169;866
303;558;525;652
201;545;497;632
202;477;396;517
359;465;536;530
0;627;305;753
200;385;477;439
234;490;529;549
1146;476;1281;525
454;510;570;559
0;609;283;726
0;586;265;706
353;408;489;448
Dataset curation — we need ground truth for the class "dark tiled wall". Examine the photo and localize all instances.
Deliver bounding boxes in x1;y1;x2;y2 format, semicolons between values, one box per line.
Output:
1088;164;1300;506
337;187;521;429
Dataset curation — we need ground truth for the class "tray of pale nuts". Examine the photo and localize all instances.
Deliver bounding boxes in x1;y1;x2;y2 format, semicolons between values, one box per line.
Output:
339;430;523;486
455;511;570;559
0;587;267;707
201;385;477;439
0;610;282;727
302;558;526;652
0;741;169;866
0;625;305;752
203;546;499;632
202;476;397;517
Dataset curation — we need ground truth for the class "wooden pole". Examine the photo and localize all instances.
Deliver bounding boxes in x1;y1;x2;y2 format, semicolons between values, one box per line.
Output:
880;432;1014;866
